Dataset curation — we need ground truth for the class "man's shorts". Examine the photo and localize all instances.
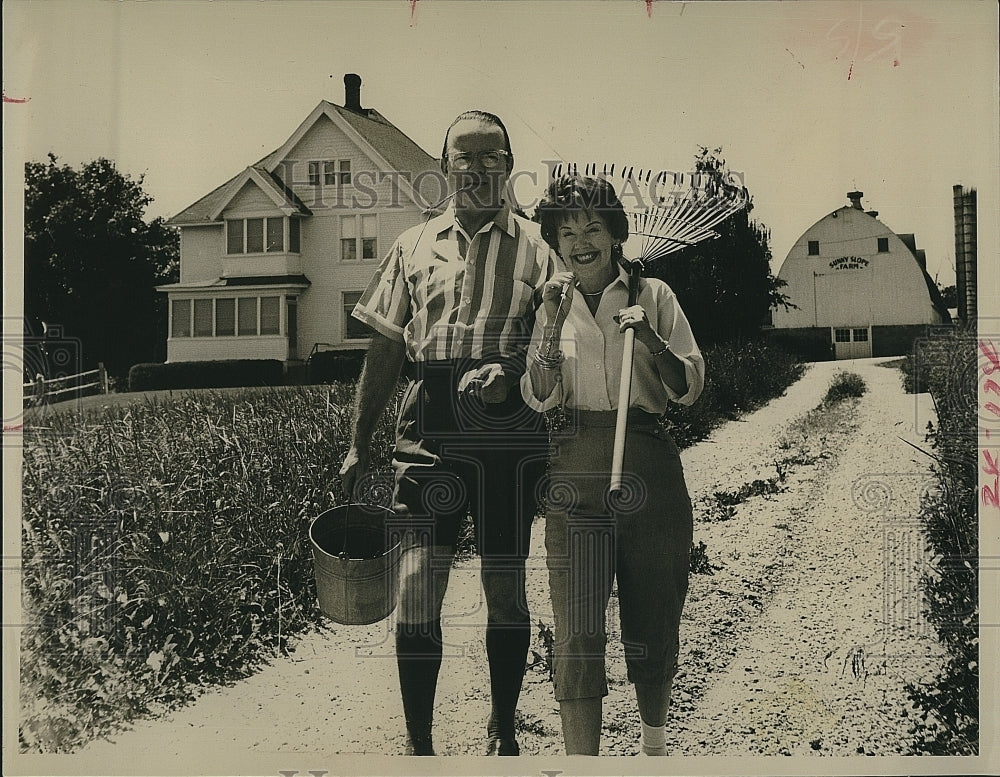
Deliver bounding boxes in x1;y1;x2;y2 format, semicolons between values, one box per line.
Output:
390;359;548;560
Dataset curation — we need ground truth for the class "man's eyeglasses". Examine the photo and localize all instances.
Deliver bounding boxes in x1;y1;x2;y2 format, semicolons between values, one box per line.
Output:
445;150;510;171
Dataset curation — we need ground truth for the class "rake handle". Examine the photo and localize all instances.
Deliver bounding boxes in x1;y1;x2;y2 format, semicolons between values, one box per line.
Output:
610;261;642;494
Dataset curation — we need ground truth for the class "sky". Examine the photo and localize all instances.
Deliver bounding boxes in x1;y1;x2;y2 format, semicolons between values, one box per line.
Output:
3;0;999;295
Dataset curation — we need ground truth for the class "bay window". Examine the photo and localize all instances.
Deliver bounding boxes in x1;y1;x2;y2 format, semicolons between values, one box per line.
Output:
226;216;296;254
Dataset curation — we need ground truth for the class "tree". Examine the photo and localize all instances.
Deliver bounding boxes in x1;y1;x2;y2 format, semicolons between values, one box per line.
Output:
643;147;790;347
937;283;958;310
25;154;179;380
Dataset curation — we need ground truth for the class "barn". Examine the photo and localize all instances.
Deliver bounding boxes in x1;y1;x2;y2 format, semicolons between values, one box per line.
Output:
770;191;950;360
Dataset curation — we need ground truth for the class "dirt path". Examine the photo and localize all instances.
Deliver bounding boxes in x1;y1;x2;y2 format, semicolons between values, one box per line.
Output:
66;357;943;772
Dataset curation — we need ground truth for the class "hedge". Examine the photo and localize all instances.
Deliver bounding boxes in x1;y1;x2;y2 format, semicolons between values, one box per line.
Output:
307;350;366;384
128;359;284;391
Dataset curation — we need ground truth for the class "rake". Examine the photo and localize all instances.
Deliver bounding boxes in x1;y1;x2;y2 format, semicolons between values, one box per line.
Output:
551;162;748;492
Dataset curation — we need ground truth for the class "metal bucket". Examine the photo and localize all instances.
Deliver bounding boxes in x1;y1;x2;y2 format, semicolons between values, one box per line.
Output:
309;504;401;625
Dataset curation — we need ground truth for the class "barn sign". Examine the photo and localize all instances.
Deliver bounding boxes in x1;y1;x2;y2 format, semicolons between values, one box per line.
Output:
829;256;870;270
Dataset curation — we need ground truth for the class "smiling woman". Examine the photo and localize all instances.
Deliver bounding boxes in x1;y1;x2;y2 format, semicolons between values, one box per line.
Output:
523;174;706;756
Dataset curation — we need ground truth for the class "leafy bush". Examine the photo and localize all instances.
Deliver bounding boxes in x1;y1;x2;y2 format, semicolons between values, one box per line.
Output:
903;324;978;754
898;325;967;396
20;383;400;752
128;359;284;391
307;350;366;384
822;371;866;405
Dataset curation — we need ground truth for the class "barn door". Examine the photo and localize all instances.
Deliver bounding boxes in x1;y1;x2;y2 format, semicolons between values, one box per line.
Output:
832;327;872;359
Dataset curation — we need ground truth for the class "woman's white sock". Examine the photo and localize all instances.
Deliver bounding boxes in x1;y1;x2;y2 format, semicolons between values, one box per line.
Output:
640;720;667;755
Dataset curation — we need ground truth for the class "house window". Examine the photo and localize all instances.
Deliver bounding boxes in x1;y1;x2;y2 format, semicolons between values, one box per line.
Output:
289;218;301;253
226;217;289;254
227;221;243;254
287;297;298;358
260;296;280;335
808;240;820;256
172;295;292;337
341;216;357;262
362;214;378;260
308;161;321;186
877;237;889;253
194;299;214;337
834;328;851;343
341;215;378;261
343;291;369;340
266;218;284;252
245;218;264;253
216;298;236;337
322;159;352;185
238;297;258;336
853;328;869;342
171;299;191;337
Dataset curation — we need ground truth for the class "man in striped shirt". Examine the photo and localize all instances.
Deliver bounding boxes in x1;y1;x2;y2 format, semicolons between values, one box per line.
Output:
340;111;553;756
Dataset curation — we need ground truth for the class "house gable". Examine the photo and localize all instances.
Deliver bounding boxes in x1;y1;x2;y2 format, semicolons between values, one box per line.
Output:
263;102;437;210
162;75;440;364
222;178;285;217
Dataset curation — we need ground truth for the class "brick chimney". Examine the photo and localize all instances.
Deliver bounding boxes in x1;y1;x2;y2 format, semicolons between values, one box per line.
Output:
847;191;864;210
344;73;362;113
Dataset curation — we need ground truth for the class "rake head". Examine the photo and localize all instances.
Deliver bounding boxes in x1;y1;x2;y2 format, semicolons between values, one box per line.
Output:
550;161;749;265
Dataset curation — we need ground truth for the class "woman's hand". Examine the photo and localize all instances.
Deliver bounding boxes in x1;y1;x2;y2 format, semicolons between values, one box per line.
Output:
616;305;661;350
541;271;575;328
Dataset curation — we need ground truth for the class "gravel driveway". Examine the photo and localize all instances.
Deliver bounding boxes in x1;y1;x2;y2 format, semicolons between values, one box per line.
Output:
63;357;948;775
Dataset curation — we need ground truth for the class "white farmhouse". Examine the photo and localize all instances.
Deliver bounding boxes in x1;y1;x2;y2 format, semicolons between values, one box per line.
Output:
771;191;950;359
159;75;439;366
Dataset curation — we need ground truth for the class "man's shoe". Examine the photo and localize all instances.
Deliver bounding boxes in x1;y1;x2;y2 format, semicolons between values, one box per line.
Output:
485;734;520;756
403;735;435;756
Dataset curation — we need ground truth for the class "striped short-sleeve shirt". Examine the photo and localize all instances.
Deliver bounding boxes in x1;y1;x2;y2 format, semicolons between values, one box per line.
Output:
352;205;553;362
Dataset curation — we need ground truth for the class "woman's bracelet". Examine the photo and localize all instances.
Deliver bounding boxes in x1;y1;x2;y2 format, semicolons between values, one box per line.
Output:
649;341;670;357
532;346;564;370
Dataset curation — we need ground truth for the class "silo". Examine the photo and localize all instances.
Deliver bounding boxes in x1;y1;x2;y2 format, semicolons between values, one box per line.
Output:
953;185;977;323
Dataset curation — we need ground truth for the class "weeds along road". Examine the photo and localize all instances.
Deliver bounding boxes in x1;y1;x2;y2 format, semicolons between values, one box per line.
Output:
70;357;944;771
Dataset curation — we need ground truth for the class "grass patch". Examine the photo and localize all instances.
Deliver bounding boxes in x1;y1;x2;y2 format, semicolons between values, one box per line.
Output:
821;371;866;405
19;383;400;752
689;541;721;575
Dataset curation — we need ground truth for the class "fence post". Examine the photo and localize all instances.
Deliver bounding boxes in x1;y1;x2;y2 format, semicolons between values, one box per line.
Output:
99;363;110;394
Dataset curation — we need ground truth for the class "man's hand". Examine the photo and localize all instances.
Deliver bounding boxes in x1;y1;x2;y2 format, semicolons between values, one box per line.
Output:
339;445;371;500
458;363;509;404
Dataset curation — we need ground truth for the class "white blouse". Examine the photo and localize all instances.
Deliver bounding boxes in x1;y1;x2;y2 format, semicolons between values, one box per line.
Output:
521;260;705;414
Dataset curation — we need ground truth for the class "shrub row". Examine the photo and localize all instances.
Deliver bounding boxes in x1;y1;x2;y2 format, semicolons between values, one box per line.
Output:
307;350;366;384
902;324;978;754
128;360;284;391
